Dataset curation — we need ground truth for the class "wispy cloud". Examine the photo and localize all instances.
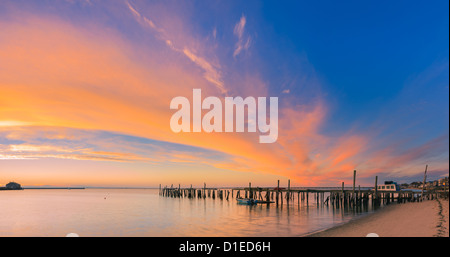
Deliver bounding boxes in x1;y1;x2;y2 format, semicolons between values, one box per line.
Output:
233;15;251;57
125;0;226;94
0;126;230;165
0;121;33;127
65;0;93;6
125;0;140;19
182;48;226;93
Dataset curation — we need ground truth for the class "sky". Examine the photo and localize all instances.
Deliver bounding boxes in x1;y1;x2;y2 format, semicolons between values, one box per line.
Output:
0;0;448;188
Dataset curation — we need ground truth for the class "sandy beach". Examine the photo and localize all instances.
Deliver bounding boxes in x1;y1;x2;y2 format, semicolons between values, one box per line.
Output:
309;198;449;237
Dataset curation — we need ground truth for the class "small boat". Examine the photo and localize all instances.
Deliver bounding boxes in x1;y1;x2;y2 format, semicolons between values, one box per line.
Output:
237;198;258;205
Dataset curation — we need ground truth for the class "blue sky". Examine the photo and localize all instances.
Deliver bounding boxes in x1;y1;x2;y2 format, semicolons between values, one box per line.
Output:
261;0;449;122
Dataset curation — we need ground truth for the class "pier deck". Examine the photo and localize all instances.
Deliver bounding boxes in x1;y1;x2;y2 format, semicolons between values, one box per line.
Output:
159;170;449;208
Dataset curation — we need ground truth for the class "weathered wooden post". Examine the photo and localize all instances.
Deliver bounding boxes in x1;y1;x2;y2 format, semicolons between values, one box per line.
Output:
357;185;361;204
374;176;378;201
421;165;428;201
276;180;280;206
352;170;356;204
287;179;290;205
203;183;206;199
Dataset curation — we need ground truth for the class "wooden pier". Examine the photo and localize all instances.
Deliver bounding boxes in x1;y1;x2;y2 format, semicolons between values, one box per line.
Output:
159;170;449;208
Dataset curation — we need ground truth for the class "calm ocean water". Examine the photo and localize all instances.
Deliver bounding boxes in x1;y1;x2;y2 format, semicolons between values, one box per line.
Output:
0;188;378;237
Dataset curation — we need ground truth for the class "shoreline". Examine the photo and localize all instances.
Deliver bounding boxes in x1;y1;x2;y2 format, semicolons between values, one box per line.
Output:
308;198;449;237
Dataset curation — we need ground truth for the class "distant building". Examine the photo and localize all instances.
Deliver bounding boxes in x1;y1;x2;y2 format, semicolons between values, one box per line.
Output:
5;182;22;190
410;182;421;188
438;177;448;187
426;181;437;187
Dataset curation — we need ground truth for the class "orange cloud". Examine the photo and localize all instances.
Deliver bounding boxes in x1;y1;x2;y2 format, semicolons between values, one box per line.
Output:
0;15;293;175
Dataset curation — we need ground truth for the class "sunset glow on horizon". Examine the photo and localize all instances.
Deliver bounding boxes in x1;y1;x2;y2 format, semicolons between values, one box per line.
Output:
0;0;448;187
